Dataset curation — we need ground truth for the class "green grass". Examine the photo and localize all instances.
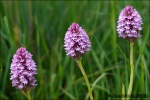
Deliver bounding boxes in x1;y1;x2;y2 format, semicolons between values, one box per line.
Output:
0;1;149;100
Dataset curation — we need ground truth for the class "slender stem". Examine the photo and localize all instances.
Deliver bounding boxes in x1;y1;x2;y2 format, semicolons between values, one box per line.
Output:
127;42;134;100
21;89;32;100
122;82;125;100
77;59;94;100
26;90;32;100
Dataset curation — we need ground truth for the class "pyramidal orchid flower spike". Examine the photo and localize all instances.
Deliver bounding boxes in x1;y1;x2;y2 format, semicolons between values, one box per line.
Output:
117;6;142;42
64;22;91;61
117;6;142;100
64;22;93;99
10;47;37;100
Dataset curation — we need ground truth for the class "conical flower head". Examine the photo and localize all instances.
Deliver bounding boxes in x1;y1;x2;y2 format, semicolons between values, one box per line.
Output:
10;47;37;90
117;6;142;42
64;22;91;60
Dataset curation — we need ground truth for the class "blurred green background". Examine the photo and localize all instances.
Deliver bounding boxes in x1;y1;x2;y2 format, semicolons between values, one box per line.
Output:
0;1;150;100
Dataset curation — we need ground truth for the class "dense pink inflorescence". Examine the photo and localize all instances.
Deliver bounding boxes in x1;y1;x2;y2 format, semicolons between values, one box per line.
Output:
10;47;37;89
117;6;142;42
64;22;91;60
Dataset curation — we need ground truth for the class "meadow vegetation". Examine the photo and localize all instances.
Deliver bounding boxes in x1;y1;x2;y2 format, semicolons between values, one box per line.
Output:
0;1;149;99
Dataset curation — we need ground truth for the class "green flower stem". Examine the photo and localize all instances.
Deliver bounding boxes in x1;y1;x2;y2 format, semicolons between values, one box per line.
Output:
127;42;134;100
77;59;94;100
21;89;32;100
122;82;125;100
26;90;32;100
